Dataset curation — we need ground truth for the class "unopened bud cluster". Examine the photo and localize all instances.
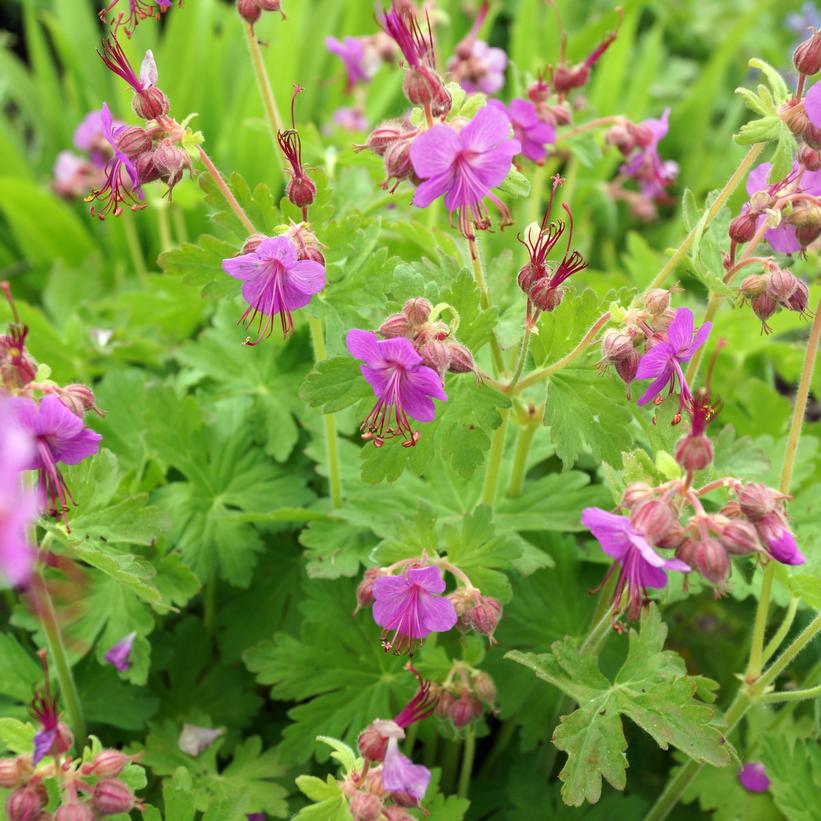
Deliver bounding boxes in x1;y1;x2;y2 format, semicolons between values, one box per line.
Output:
433;665;496;730
356;119;421;192
235;0;285;26
737;261;811;333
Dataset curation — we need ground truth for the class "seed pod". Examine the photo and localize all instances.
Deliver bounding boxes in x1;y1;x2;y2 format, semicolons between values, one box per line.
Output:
132;86;169;121
797;222;821;245
403;65;446;109
91;780;136;815
805;122;821;150
517;263;541;295
551;65;575;94
287;175;317;209
630;499;676;544
794;30;821;76
675;433;714;473
781;100;810;138
152;140;188;187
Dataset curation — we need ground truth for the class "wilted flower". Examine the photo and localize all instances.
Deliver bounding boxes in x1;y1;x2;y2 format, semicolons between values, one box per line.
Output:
410;105;520;239
346;330;447;447
733;482;805;565
105;632;136;673
222;236;325;344
371;565;457;654
490;98;555;163
98;37;169;121
11;395;101;523
582;507;690;622
635;308;711;409
278;86;317;217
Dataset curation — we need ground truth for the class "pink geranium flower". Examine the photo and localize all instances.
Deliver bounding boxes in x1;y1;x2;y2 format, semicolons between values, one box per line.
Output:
372;565;457;654
105;632;136;672
326;36;378;89
635;308;711;409
222;236;325;344
490;98;555;163
620;108;678;201
582;507;689;622
410;105;520;238
346;330;446;447
12;394;102;522
382;738;431;804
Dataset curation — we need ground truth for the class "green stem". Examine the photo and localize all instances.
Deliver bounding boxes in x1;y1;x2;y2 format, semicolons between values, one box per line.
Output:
308;316;343;509
32;573;86;748
513;312;611;393
403;721;420;757
761;597;799;667
508;327;532;391
156;204;173;252
506;415;538;497
197;146;257;235
122;217;147;280
171;205;189;244
645;143;765;292
457;726;476;799
759;683;821;704
758;614;821;690
467;236;505;374
746;562;775;682
480;408;509;508
441;739;462;794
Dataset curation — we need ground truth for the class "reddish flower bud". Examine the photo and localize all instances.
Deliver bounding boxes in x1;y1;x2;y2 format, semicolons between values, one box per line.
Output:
630;499;676;544
781;100;810;138
751;292;777;328
134;150;161;185
794;30;821;76
786;277;810;314
650;308;676;334
693;537;730;585
449;690;482;728
350;792;383;821
241;233;268;255
51;723;74;758
627;121;654;148
360;120;407;156
740;274;768;298
403;66;447;110
656;520;686;551
527;78;551;104
614;349;640;384
430;83;453;119
643;289;670;316
132;86;169;121
720;500;744;519
284;222;325;263
434;690;456;719
472;671;496;704
805;122;821;150
6;786;45;821
600;329;634;362
115;126;152;159
517;263;541;295
621;482;654;510
58;384;104;419
766;267;798;304
287;175;317;209
675;433;713;473
0;758;31;790
91;780;136;815
447;343;475;374
605;123;635;156
236;0;261;23
82;749;132;778
152;140;189;187
355;568;384;613
383;138;415;188
551;65;575;94
729;211;760;243
469;595;502;637
403;297;432;325
737;483;778;519
257;0;283;12
528;279;564;312
357;723;390;762
799;143;821;170
378;313;412;338
797;222;821;245
55;804;93;821
720;519;760;556
418;338;452;376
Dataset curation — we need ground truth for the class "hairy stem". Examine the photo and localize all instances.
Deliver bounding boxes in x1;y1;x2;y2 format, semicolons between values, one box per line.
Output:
645;143;765;292
508;327;533;391
458;725;476;799
467;236;506;374
308;316;344;510
506;412;539;497
121;217;147;280
480;408;510;508
197;146;257;235
761;598;799;666
759;682;821;704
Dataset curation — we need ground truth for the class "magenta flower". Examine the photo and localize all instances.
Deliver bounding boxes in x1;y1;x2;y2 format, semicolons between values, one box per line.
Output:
635;308;711;408
105;632;136;672
582;507;689;621
0;402;37;588
620;109;678;201
331;106;368;132
804;80;821;128
490;99;555;163
382;738;431;804
98;35;149;94
410;105;520;238
744;161;821;253
379;2;433;69
12;394;102;521
449;40;508;95
738;762;770;794
222;236;325;344
73;109;123;168
325;36;376;88
346;330;447;447
371;565;457;654
755;512;805;565
86;103;144;219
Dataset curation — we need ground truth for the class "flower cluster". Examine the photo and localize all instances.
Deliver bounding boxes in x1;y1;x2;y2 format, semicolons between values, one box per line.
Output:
737;257;812;332
446;2;507;95
433;663;496;730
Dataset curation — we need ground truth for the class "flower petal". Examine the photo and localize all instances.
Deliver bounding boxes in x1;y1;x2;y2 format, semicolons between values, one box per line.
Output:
805;81;821;129
459;105;513;154
410;124;461;179
766;223;801;254
413;170;455;209
346;329;381;364
667;308;694;351
382;739;431;802
637;369;673;406
581;508;631;561
281;259;325;309
419;592;458;633
405;565;446;593
635;343;674;379
746;162;772;196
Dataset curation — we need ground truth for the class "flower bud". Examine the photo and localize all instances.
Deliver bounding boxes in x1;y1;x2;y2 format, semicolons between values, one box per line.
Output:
6;785;45;821
435;690;456;719
755;512;804;564
627;121;655;148
383;138;415;186
751;292;777;326
614;350;640;384
472;671;496;704
469;596;502;637
528;280;564;312
781;100;810;137
447;343;475;374
241;233;267;255
51;723;74;758
115;126;152;159
656;520;686;550
378;313;411;339
729;211;759;244
693;538;730;585
799;143;821;170
600;329;634;362
551;65;575;94
805;122;821;150
284;222;324;263
794;30;821;76
675;433;713;473
430;82;453;119
740;274;768;298
382;808;414;821
517;263;541;295
720;500;743;519
546;102;572;126
357;724;389;762
786;277;810;314
403;297;432;325
630;499;676;544
449;691;482;728
0;758;31;790
58;384;103;418
132;86;169;121
403;65;446;110
360;121;407;156
91;780;136;815
737;483;778;519
287;175;317;209
55;804;93;821
418;338;452;376
796;222;821;246
134;150;161;185
643;288;670;316
605;123;635;156
355;568;384;612
720;519;759;556
350;792;383;821
527;78;550;104
236;0;261;23
621;482;654;509
257;0;283;12
153;140;188;187
766;267;798;304
82;749;132;778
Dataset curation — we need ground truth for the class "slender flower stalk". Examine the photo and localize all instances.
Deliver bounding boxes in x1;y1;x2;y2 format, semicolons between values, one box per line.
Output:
480;408;509;507
196;146;257;235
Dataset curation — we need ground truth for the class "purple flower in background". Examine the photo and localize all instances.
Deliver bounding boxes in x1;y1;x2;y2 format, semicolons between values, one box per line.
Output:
786;2;821;36
382;738;432;803
372;565;457;654
738;762;771;793
105;632;136;672
490;98;555;163
222;236;325;344
582;507;690;621
326;36;378;89
635;308;711;408
744;161;821;253
449;40;508;94
11;394;102;522
73;109;122;167
410;104;520;238
0;401;37;588
346;330;447;447
331;106;368;132
620;108;678;201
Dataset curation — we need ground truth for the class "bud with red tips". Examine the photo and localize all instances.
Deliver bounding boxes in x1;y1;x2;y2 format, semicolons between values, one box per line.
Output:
736;483;779;519
359;120;408;156
355;568;384;613
630;499;676;544
517;263;540;295
719;518;759;556
132;86;169;121
600;329;634;363
115;126;152;159
152;139;189;189
236;0;261;23
692;537;730;586
417;338;452;377
675;432;713;473
82;749;132;778
786;277;810;315
472;671;496;705
403;297;432;326
796;222;821;246
729;211;760;244
357;720;401;763
447;343;475;374
278;86;317;214
621;482;654;510
528;279;564;312
794;30;821;76
134;150;161;185
378;313;412;339
58;385;104;419
382;136;417;191
643;289;671;316
766;267;798;304
605;122;635;156
740;274;768;298
257;0;284;15
615;349;640;385
90;779;136;815
284;222;325;264
287;175;317;209
55;803;93;821
799;143;821;170
403;65;448;111
805;122;821;149
751;292;777;330
350;792;383;821
382;808;414;821
781;99;810;138
449;690;482;729
468;595;502;637
6;785;45;821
